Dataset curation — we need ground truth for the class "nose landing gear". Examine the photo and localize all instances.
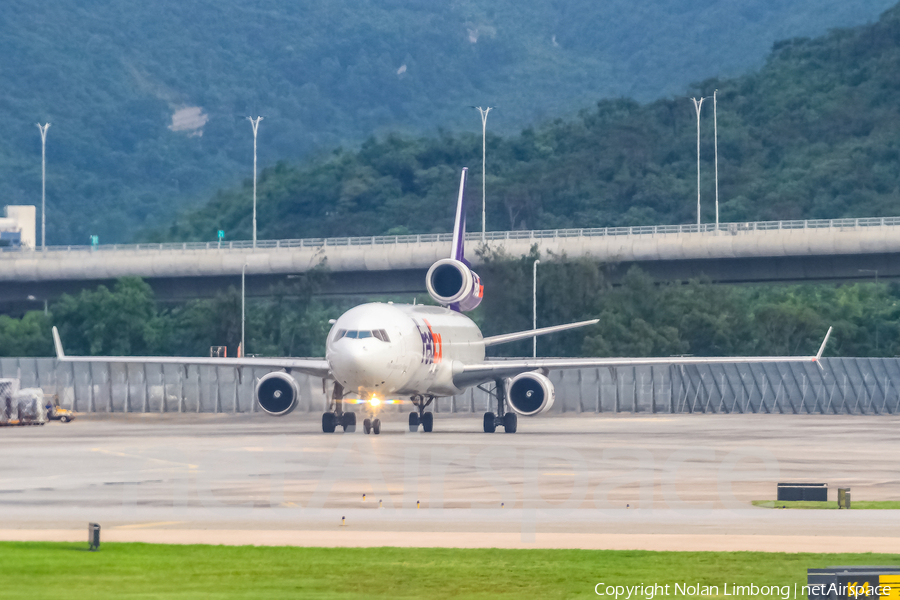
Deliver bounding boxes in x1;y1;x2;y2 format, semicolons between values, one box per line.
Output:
409;395;435;432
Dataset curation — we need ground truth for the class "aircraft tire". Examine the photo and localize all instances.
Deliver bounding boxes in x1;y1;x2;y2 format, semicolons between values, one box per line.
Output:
373;419;382;435
322;413;336;433
363;418;372;434
408;412;419;432
483;412;496;433
342;412;357;432
421;412;434;433
503;412;517;433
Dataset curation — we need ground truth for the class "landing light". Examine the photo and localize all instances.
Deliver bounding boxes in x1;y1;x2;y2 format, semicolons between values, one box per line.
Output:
346;398;401;405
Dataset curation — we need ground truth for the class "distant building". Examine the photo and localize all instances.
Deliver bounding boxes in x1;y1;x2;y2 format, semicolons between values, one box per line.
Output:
0;206;36;248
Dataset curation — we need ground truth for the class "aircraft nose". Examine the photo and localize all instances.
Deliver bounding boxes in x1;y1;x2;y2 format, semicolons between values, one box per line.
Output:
330;342;383;385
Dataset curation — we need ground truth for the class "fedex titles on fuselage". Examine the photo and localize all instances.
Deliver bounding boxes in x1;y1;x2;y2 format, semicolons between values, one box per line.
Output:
326;303;484;398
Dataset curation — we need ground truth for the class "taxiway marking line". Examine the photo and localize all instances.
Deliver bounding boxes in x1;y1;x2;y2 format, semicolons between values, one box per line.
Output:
91;448;198;469
114;521;185;530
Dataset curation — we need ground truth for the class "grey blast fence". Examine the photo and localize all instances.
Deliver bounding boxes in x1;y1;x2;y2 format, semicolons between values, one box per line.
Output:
1;358;896;416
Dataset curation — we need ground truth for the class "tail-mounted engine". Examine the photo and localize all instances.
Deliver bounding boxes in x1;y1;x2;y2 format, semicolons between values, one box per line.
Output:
507;372;555;416
425;258;483;312
255;371;300;416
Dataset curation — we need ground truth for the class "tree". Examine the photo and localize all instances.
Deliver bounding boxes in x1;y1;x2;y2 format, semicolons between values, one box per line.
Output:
52;277;169;356
0;312;52;357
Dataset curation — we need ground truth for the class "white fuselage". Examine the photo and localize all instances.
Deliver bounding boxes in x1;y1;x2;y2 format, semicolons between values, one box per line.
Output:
325;302;485;399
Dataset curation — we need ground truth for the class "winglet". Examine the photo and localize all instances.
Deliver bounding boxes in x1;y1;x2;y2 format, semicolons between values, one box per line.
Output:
52;326;65;360
450;167;468;262
814;326;832;362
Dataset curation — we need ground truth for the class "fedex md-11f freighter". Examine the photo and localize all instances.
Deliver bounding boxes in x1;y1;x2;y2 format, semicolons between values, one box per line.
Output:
52;168;832;434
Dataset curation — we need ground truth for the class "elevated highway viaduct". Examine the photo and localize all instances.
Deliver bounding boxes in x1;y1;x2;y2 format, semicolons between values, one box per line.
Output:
1;216;899;313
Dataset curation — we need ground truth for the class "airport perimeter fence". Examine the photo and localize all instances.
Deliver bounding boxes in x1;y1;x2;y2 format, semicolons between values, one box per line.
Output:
2;357;899;416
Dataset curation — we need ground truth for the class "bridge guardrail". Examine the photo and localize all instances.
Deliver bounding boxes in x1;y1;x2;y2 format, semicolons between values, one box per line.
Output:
4;216;900;257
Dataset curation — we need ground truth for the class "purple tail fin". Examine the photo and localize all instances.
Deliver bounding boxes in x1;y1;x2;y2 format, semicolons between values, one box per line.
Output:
450;168;468;262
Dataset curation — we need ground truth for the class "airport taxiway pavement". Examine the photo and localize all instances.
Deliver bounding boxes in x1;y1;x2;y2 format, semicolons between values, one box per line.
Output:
2;412;899;551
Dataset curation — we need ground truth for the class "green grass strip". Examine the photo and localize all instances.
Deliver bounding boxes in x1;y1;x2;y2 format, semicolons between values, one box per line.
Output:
1;542;899;599
752;500;900;509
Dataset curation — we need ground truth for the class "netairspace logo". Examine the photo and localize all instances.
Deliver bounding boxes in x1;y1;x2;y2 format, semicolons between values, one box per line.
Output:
593;582;890;599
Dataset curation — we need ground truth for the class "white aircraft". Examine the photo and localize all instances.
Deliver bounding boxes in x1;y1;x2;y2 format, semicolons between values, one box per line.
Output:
52;168;832;434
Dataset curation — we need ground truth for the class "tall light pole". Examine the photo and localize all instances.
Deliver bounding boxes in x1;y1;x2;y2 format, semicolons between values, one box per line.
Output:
691;98;704;226
713;90;719;229
860;269;880;352
241;262;248;358
474;106;493;242
247;117;263;248
36;123;50;249
533;259;540;358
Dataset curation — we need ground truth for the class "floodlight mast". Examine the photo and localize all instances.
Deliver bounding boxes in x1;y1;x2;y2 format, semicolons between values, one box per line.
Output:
247;117;263;248
691;98;704;226
241;261;248;357
860;269;880;351
474;106;493;242
532;258;540;358
713;90;719;229
37;123;51;250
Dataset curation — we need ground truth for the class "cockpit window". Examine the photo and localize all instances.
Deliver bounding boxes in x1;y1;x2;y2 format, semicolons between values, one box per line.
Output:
337;329;390;342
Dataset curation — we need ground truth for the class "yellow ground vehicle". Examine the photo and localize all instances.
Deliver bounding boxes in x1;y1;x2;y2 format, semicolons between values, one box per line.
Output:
45;396;75;423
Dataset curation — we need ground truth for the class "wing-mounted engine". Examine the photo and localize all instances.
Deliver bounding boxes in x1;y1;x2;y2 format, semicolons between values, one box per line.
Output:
507;372;555;416
255;371;300;416
425;258;483;311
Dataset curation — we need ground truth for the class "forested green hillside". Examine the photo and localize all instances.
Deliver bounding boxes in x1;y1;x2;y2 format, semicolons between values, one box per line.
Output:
0;0;893;244
161;4;900;241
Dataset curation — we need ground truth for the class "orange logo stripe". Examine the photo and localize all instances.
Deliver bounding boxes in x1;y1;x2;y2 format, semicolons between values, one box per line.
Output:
423;319;443;363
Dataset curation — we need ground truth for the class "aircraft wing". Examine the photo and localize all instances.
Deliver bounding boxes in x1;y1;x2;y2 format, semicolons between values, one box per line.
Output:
52;327;331;379
453;327;832;388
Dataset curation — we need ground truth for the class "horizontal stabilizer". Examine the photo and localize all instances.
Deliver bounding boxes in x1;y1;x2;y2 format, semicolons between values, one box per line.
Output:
482;319;599;347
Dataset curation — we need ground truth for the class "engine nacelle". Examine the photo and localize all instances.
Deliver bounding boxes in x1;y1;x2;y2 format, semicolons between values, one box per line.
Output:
425;258;483;311
507;372;555;416
255;371;300;416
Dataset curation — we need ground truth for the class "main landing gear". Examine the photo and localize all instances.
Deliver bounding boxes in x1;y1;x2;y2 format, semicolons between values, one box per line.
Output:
322;382;357;433
480;379;517;434
409;395;435;432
